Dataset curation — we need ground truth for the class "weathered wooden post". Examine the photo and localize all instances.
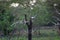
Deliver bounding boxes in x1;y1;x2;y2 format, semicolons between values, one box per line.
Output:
24;14;32;40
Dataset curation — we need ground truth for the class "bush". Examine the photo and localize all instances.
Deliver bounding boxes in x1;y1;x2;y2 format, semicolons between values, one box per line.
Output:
0;6;15;35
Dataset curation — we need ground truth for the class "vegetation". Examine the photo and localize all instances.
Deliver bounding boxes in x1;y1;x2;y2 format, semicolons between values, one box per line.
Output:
0;5;14;35
0;0;60;39
0;29;60;40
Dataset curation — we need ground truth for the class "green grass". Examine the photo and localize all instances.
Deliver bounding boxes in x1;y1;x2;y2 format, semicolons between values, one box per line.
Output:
0;36;60;40
0;29;60;40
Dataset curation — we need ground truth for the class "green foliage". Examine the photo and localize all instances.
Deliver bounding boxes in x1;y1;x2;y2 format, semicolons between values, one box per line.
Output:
0;0;56;35
5;0;53;26
0;5;15;35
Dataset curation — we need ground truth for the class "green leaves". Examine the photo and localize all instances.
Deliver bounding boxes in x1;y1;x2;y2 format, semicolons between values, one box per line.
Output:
9;0;53;25
0;4;15;35
0;0;54;31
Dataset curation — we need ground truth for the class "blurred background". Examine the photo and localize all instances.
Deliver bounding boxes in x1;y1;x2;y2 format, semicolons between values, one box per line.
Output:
0;0;60;40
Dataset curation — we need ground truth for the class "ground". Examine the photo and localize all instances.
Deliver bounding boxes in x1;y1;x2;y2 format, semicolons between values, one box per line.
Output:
0;29;60;40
